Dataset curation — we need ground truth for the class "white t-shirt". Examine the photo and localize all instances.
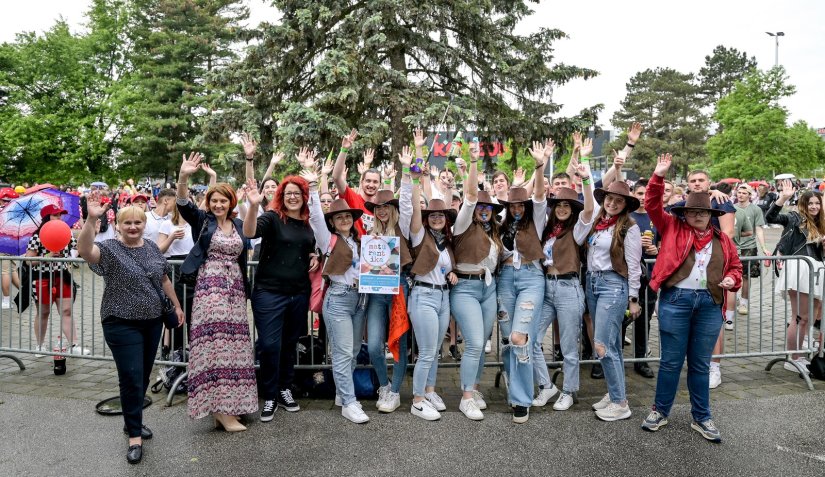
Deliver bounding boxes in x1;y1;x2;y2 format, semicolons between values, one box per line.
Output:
158;221;195;258
94;226;116;243
144;210;170;244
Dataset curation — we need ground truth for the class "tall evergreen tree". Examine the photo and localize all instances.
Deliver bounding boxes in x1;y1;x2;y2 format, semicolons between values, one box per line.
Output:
698;45;757;108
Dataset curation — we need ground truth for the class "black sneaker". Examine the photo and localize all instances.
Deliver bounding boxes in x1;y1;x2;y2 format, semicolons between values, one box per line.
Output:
512;405;529;424
278;389;301;412
591;362;604;379
260;400;277;422
449;344;462;361
634;362;655;379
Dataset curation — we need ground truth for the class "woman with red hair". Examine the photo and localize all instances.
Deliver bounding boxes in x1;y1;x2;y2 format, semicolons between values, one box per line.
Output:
243;172;318;423
177;153;257;432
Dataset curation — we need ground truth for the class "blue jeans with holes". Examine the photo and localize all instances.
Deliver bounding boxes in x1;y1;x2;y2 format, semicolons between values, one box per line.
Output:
365;272;410;394
322;283;367;406
586;271;629;404
533;276;585;393
654;287;723;422
408;286;450;397
450;277;497;392
497;264;545;407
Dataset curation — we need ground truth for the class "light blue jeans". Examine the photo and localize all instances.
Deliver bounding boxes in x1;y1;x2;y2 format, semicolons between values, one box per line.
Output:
586;271;629;404
450;277;497;392
322;283;367;406
533;276;585;393
408;285;450;397
365;273;410;394
497;264;545;407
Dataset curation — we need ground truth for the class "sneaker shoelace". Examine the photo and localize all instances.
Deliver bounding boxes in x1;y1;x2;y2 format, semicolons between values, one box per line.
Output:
280;390;296;404
262;401;276;413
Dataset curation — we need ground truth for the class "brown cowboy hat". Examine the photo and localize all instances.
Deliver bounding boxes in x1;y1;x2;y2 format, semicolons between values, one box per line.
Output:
593;182;640;213
670;192;727;217
323;199;364;225
475;190;504;213
548;187;584;214
421;198;457;222
364;189;399;212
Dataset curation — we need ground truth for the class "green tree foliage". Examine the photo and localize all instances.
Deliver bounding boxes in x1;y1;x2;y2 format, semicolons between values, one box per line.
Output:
115;0;248;181
609;68;708;178
706;67;825;179
698;45;757;108
207;0;601;181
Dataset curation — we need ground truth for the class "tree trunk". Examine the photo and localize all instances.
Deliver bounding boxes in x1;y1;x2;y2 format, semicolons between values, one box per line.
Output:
388;45;407;186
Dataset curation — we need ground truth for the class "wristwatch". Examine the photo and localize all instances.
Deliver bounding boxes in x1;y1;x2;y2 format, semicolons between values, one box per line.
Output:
629;296;639;304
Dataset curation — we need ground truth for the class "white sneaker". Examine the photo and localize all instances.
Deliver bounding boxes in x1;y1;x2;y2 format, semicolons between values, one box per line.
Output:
1;297;10;309
424;391;446;411
485;340;492;354
709;367;722;389
724;320;734;331
737;305;748;315
531;384;559;407
342;401;369;424
595;402;632;422
553;392;575;411
334;394;342;407
624;335;632;345
375;384;391;409
411;399;441;421
783;359;810;374
33;344;45;358
70;345;91;356
592;393;611;411
378;391;400;413
472;390;488;410
459;398;484;420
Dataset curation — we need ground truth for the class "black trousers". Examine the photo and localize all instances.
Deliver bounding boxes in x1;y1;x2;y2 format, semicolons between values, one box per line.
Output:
102;316;163;438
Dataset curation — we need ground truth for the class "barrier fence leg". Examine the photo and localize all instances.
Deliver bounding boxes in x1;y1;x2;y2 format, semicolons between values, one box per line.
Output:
0;354;25;370
765;356;815;391
166;371;188;407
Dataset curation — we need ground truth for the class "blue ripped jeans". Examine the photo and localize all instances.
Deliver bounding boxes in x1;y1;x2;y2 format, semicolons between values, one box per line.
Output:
365;273;410;394
586;271;629;404
533;276;585;393
322;283;367;407
497;264;545;407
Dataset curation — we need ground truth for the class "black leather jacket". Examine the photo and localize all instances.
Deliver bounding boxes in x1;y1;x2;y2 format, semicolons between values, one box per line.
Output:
766;204;823;261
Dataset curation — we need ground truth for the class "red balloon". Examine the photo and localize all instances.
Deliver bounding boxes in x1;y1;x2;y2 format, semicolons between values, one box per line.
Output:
40;220;72;253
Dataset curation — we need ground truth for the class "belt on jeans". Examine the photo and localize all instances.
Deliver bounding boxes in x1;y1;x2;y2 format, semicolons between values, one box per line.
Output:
329;281;359;290
455;273;484;280
546;272;578;280
414;281;449;290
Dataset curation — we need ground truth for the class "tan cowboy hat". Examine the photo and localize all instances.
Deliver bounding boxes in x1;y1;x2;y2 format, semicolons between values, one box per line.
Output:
670;192;727;217
476;190;504;213
548;187;584;214
498;187;531;206
421;198;457;222
323;199;364;226
364;189;399;212
593;182;640;212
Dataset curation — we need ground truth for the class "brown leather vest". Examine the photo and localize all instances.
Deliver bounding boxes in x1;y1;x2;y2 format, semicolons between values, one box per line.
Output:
454;222;493;265
394;223;412;268
515;221;544;262
411;230;455;277
323;234;356;277
550;230;582;275
663;236;725;304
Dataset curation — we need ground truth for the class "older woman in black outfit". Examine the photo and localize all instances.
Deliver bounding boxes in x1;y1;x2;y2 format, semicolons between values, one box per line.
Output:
77;193;184;465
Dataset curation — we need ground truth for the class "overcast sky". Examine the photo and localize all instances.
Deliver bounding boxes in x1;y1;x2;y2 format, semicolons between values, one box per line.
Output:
2;0;823;129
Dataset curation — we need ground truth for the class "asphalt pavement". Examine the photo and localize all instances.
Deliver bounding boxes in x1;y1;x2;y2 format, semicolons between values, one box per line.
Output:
1;390;824;476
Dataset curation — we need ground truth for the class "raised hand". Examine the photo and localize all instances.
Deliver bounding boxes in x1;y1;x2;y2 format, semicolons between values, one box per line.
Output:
430;164;440;181
627;122;643;144
363;148;375;167
469;141;480;161
357;162;368;175
300;168;319;185
576;161;592;181
382;163;397;181
779;179;795;200
512;167;526;186
245;178;262;205
653;153;672;177
200;163;217;178
179;152;203;177
270;152;285;167
341;128;358;149
241;132;257;158
580;137;594;158
236;185;247;202
612;150;626;169
414;128;427;148
572;131;583;153
321;158;334;176
296;147;313;169
528;140;546;165
86;191;109;219
398;145;413;167
543;138;556;161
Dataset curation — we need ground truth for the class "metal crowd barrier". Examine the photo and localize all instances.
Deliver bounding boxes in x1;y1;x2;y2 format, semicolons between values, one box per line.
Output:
1;254;821;407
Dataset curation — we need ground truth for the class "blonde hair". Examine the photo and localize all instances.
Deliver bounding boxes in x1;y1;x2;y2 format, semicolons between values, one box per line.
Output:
371;206;399;235
116;205;146;224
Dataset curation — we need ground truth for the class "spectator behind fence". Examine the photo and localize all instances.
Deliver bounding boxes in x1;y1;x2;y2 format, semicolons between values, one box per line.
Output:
77;195;185;464
156;202;195;356
25;205;87;357
176;152;258;432
642;153;741;443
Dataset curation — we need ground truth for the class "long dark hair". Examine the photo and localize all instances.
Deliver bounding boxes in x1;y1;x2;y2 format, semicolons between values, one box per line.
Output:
542;204;577;241
259;177;278;210
587;206;635;254
502;202;534;231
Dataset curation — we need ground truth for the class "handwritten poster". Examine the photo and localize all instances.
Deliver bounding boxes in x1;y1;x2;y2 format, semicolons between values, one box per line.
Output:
359;235;401;294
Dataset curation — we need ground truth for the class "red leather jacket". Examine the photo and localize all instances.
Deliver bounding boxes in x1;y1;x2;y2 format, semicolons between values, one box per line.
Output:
645;174;743;294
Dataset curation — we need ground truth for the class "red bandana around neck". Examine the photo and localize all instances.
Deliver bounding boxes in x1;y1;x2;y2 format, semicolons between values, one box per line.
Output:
595;214;619;231
692;227;713;251
546;222;566;239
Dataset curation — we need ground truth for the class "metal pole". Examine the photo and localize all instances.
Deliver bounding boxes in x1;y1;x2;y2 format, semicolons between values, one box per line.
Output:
775;35;779;67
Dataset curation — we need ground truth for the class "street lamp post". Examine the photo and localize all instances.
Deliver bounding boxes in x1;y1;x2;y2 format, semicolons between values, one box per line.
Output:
765;31;785;67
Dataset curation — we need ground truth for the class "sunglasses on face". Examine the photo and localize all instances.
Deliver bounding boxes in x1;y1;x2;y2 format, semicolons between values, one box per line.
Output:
476;205;493;212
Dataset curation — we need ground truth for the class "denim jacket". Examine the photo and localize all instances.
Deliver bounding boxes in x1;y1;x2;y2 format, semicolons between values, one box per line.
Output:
177;198;251;298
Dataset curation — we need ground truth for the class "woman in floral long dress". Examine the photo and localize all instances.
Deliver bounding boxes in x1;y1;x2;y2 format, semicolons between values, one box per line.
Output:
177;152;258;432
